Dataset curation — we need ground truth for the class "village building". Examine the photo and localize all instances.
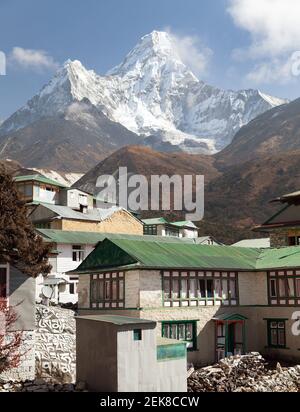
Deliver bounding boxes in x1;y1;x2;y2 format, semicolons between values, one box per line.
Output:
0;262;36;382
73;237;300;366
142;217;199;239
28;203;143;234
254;190;300;248
35;231;195;305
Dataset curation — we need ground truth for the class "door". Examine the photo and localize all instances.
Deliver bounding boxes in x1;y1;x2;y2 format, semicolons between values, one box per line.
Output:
227;323;235;355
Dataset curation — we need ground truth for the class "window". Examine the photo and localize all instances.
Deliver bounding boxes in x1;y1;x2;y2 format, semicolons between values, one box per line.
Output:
144;225;158;236
90;272;125;309
35;222;51;229
162;271;238;307
162;321;197;351
0;267;7;298
288;236;300;246
72;245;85;262
165;226;180;237
69;277;78;295
133;329;142;341
268;271;300;305
270;279;277;298
267;320;286;348
17;183;33;199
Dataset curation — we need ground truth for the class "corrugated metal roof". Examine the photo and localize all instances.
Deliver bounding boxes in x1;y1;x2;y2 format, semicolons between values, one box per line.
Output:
142;217;168;225
232;238;270;249
76;315;155;326
212;313;248;321
36;229;197;245
14;174;67;188
35;204;122;222
256;247;300;270
172;221;198;229
74;238;262;273
73;238;300;273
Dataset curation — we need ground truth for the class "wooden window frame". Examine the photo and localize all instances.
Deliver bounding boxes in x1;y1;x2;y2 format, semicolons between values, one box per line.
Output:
162;270;239;307
90;272;125;309
72;245;85;262
266;319;287;349
143;225;158;236
268;270;300;306
162;320;198;351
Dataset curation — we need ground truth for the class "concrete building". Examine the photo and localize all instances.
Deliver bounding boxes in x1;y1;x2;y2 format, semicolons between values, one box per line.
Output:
76;315;187;392
72;237;300;366
14;174;94;211
142;218;199;239
35;231;154;305
254;190;300;248
0;262;36;382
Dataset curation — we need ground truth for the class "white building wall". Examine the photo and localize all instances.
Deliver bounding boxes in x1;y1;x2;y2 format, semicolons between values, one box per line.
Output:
37;244;96;305
181;228;198;239
117;329;157;392
157;358;187;392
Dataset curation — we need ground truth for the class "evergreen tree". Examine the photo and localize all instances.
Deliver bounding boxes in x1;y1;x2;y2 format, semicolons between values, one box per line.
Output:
0;166;52;277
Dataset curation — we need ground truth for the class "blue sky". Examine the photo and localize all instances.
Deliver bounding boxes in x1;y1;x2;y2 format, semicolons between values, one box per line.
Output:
0;0;300;120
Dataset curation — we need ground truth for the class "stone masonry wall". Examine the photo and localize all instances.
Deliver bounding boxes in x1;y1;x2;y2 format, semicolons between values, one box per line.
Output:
61;210;143;235
35;305;76;383
0;331;35;383
270;230;290;248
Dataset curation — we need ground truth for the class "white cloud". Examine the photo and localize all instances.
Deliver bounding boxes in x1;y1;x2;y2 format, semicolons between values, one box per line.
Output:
246;57;295;84
9;47;59;71
227;0;300;85
165;29;213;76
228;0;300;58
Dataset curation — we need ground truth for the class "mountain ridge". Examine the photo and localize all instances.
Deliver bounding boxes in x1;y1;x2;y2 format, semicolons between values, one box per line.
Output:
0;31;287;171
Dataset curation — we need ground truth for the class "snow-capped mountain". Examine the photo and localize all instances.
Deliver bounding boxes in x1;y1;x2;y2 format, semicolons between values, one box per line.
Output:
0;31;287;166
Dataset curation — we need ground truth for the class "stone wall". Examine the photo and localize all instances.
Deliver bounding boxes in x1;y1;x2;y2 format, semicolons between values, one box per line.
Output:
270;227;300;248
0;331;35;383
140;306;220;366
35;305;76;383
270;230;289;248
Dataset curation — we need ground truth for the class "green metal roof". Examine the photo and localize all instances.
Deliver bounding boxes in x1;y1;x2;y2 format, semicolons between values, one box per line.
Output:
14;174;67;188
256;247;300;270
73;238;261;273
72;238;300;274
36;229;197;245
76;315;155;326
213;313;248;321
142;217;168;225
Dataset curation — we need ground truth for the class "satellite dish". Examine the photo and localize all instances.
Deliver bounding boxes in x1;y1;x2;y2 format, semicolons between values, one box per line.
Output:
42;286;53;299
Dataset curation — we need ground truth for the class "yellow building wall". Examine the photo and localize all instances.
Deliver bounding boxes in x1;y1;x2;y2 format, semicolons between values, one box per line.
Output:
50;210;143;235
